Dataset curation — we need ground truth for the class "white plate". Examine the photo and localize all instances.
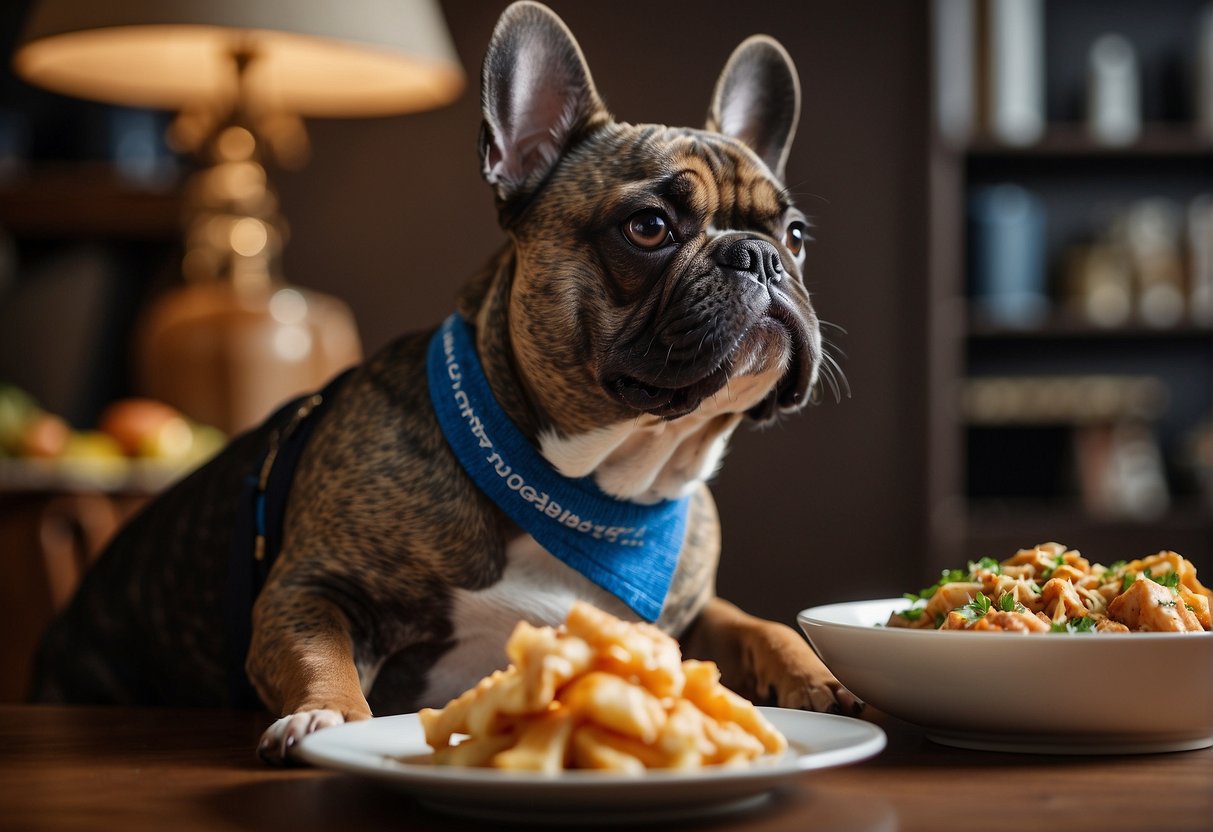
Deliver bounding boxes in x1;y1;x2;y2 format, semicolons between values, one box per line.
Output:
298;707;885;824
799;598;1213;754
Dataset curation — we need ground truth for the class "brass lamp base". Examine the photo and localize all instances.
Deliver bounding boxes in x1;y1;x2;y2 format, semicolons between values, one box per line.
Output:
131;52;364;437
134;279;361;436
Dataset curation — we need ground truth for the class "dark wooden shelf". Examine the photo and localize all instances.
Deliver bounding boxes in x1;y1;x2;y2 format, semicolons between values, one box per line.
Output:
966;311;1213;341
967;498;1211;527
962;124;1213;160
0;163;182;239
962;500;1213;562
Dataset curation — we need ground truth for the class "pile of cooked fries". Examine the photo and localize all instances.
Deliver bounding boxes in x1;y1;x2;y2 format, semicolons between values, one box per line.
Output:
419;601;787;773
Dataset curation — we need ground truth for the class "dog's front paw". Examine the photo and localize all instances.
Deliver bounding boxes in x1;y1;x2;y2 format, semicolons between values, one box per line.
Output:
257;709;358;765
746;624;864;716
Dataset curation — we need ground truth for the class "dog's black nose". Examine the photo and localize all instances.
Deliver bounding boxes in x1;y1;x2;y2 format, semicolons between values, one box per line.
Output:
715;237;784;286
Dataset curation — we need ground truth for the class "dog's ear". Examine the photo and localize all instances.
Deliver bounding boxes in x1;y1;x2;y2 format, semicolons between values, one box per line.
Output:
480;2;609;207
707;36;801;182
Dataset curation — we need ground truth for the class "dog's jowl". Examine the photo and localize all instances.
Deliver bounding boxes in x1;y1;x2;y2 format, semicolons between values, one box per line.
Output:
31;1;858;763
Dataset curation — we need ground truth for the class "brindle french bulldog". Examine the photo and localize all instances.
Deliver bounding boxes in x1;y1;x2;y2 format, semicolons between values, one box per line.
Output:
32;1;858;763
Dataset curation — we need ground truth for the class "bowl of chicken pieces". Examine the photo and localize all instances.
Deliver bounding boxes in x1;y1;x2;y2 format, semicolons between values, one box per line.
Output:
799;543;1213;754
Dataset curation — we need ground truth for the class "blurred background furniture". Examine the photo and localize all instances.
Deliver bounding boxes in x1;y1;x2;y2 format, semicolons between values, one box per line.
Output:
0;484;146;702
927;0;1213;573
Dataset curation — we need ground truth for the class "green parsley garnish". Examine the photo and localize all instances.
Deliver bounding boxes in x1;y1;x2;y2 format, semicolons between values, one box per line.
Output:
1040;550;1069;582
965;593;992;618
997;592;1025;613
898;606;925;621
1150;571;1180;590
1121;572;1137;593
1050;616;1096;634
905;568;967;603
968;557;1001;577
1159;600;1177;608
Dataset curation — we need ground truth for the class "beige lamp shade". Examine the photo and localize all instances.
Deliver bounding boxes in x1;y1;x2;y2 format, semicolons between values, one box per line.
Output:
11;0;462;435
12;0;464;116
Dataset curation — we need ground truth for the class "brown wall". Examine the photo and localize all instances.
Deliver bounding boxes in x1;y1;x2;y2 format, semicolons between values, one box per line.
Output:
273;0;932;625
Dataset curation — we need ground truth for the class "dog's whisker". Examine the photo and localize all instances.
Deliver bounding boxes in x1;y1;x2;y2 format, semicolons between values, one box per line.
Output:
695;320;714;356
816;350;849;402
821;341;849;362
659;343;675;380
820;369;840;403
825;351;850;392
643;332;657;358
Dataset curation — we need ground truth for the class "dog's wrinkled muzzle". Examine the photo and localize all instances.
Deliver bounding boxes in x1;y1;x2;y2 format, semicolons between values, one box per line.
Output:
601;235;818;422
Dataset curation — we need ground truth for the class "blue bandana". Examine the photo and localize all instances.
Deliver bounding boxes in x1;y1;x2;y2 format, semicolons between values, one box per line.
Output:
427;313;690;621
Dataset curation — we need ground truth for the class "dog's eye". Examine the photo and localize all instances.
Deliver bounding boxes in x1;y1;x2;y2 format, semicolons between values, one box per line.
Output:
784;221;808;258
623;211;673;249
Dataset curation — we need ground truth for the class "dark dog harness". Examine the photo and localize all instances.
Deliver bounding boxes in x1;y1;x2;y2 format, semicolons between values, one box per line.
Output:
225;368;354;708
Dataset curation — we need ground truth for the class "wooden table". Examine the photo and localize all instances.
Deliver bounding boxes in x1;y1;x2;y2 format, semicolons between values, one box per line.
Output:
1;705;1210;831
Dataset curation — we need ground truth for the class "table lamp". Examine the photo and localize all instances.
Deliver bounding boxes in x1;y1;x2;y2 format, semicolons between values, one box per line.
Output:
12;0;464;434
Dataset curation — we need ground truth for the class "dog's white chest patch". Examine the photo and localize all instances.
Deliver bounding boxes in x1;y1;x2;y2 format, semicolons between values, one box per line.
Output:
416;534;635;708
539;411;745;503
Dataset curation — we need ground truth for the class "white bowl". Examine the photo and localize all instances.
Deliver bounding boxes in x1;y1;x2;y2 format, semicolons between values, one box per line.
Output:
798;598;1213;754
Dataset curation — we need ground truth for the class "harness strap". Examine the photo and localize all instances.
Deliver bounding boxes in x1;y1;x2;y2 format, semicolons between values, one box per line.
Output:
224;368;354;708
